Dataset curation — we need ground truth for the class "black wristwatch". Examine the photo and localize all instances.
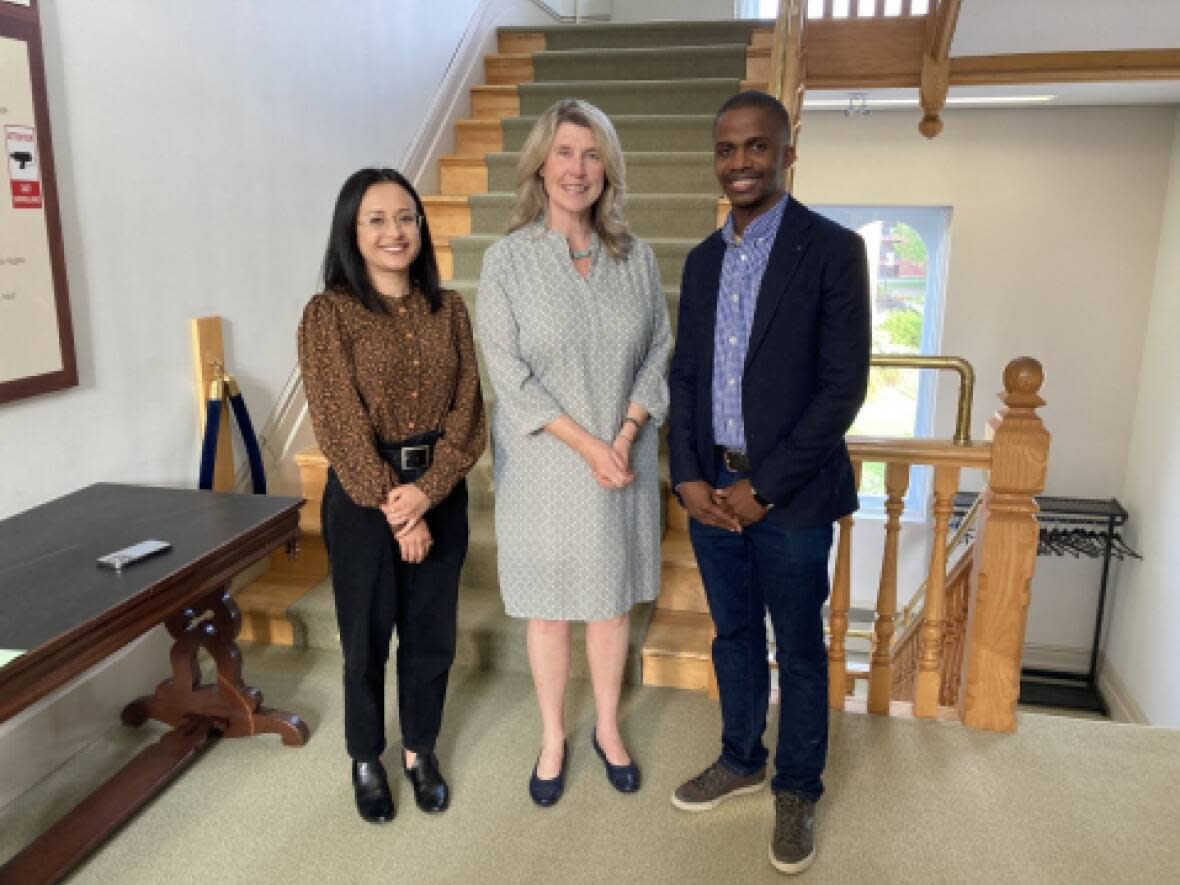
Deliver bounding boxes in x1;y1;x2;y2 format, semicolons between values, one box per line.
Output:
751;487;773;510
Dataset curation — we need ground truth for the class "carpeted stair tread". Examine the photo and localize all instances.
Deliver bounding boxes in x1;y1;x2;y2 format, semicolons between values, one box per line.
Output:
532;43;748;83
502;114;715;153
450;234;698;285
519;78;743;116
468;192;718;239
501;19;762;51
486;152;719;193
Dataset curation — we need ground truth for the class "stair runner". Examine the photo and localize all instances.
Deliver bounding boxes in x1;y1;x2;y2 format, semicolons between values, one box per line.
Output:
240;19;820;688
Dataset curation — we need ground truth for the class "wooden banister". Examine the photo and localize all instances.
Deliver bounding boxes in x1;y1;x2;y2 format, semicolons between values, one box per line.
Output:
828;460;863;709
959;358;1051;731
914;464;959;717
868;461;909;714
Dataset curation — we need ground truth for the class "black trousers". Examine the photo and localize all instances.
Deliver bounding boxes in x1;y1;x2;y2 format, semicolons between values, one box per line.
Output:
321;468;468;761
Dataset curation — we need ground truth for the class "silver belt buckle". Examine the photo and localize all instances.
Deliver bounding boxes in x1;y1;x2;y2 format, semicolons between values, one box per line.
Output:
722;449;747;472
399;444;431;471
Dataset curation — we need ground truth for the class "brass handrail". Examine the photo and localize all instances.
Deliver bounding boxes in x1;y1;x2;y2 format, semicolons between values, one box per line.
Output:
900;490;982;628
871;354;975;445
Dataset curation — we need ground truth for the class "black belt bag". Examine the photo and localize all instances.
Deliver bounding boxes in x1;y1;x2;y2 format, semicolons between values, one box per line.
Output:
715;446;751;474
377;430;442;480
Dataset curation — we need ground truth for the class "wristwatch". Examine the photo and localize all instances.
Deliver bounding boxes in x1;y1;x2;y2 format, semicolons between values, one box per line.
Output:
751;487;773;510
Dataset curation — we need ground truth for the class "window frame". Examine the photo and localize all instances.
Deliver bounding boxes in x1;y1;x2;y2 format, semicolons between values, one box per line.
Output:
813;204;953;519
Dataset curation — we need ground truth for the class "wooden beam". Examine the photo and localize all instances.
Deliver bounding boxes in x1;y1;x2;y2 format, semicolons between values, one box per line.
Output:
802;16;926;87
919;0;962;139
950;49;1180;85
769;0;806;189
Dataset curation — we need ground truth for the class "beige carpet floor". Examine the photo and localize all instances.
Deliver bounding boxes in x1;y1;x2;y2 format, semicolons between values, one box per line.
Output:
2;644;1178;885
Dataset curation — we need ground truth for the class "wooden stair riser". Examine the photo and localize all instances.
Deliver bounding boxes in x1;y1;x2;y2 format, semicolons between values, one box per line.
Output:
658;563;709;614
455;120;504;156
486;53;534;86
422;196;471;241
440;157;489;196
484;154;721;195
471;86;520;121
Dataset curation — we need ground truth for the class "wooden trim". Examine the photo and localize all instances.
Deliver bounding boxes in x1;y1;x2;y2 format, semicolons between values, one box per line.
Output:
439;155;489;196
0;4;78;404
470;85;520;121
930;0;961;61
455;119;504;156
802;15;926;87
485;52;534;86
919;0;960;138
498;31;545;54
847;437;992;468
950;49;1180;85
189;317;235;490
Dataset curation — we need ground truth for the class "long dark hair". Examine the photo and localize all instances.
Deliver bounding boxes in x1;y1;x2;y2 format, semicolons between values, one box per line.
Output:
321;168;442;314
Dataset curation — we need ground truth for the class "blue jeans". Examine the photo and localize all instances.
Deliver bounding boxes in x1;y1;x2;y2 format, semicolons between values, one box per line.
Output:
688;465;833;801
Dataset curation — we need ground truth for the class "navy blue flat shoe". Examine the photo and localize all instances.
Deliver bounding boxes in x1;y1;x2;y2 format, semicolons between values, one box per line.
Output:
592;729;640;793
529;740;568;807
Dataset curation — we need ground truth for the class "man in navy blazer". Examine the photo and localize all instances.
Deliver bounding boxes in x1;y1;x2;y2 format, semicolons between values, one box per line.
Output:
668;91;870;876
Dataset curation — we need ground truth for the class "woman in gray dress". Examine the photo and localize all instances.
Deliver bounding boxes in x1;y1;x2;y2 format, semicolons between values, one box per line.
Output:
476;99;671;806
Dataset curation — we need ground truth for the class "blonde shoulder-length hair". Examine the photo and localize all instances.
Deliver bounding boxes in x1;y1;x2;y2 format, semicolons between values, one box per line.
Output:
507;98;633;260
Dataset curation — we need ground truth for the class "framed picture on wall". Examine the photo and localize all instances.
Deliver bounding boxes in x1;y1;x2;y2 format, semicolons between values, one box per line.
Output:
0;0;76;405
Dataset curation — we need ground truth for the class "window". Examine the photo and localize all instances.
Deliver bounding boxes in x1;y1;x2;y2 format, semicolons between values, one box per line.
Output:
813;205;952;516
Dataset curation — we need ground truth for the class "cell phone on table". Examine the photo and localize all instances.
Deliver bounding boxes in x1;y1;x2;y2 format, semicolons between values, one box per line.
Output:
96;539;172;571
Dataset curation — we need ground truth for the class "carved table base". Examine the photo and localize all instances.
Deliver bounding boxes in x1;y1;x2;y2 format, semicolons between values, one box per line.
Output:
0;588;308;885
122;586;309;746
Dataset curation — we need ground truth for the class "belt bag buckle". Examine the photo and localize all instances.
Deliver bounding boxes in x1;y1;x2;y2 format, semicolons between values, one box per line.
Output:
723;449;748;473
399;444;431;471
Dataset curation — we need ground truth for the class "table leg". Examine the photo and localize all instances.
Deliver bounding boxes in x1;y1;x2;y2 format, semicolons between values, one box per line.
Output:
122;585;309;746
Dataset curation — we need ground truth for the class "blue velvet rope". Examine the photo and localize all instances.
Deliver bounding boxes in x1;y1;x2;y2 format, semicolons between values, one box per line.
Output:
198;389;266;494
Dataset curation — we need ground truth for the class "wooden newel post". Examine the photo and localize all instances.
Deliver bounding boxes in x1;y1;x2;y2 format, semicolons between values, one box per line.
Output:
959;357;1050;731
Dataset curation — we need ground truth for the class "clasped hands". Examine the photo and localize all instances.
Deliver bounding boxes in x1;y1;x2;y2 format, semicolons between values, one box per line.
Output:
381;484;432;563
580;426;638;490
679;479;769;532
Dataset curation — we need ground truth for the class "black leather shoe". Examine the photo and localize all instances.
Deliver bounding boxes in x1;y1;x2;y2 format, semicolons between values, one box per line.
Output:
352;759;395;823
403;751;450;813
528;740;568;807
592;729;640;793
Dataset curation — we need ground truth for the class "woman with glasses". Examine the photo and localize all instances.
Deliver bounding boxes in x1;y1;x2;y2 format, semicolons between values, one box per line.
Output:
476;100;671;806
298;167;485;824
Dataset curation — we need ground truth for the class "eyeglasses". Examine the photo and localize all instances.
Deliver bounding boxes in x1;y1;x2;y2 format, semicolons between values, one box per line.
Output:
359;212;423;232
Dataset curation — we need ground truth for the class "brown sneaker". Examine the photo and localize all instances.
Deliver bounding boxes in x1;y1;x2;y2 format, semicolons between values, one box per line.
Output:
769;791;817;875
671;760;766;812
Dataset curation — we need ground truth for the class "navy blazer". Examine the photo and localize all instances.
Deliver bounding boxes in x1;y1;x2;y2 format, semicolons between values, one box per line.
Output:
668;197;871;528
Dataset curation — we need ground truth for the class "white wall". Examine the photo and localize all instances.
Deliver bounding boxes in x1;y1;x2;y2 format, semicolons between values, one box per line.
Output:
1103;108;1180;727
0;0;556;813
0;0;492;521
795;107;1176;654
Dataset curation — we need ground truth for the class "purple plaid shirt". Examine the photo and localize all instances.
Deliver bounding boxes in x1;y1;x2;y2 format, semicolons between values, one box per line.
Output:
712;194;789;448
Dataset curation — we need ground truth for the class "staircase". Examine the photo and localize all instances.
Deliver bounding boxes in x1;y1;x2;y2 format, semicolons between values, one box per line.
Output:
235;19;774;685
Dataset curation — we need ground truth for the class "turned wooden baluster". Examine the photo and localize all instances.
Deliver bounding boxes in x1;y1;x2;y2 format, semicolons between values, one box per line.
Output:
868;461;910;714
828;460;863;709
960;358;1050;731
914;464;960;718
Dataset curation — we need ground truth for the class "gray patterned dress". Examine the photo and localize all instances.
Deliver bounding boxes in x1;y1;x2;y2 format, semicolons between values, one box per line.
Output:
475;222;671;621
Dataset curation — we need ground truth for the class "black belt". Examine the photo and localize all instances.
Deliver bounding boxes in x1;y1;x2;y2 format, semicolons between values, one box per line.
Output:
715;446;751;473
377;430;441;478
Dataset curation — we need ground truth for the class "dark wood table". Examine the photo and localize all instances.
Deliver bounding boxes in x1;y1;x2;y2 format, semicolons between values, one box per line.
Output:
0;484;309;884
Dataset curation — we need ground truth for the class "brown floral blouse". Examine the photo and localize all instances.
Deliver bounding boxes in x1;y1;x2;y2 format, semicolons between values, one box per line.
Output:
297;287;486;509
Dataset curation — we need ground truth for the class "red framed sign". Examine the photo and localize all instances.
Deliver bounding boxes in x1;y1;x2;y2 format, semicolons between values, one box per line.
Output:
0;0;76;404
